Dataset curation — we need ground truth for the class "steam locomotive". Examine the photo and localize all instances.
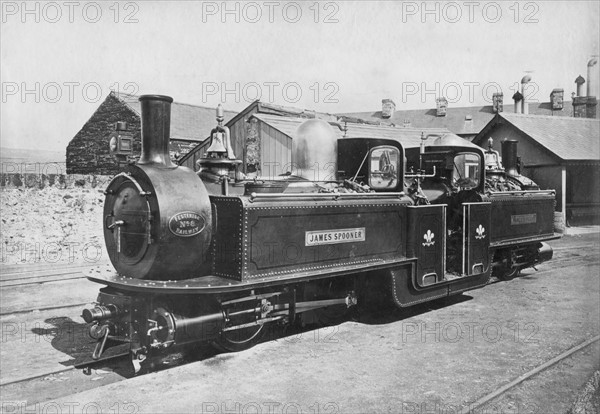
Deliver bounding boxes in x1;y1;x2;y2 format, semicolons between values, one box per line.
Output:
82;95;559;368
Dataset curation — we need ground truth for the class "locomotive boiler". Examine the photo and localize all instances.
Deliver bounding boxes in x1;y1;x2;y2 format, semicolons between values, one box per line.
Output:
82;95;559;368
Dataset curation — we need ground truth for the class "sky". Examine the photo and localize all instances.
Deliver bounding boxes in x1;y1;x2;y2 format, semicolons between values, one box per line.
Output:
1;0;599;152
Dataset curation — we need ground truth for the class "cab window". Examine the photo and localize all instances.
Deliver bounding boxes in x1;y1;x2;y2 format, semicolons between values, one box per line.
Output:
369;146;400;190
452;153;480;188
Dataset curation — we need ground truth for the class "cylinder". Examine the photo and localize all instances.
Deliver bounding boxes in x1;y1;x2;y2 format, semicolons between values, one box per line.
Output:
138;95;175;168
501;139;519;176
174;312;225;343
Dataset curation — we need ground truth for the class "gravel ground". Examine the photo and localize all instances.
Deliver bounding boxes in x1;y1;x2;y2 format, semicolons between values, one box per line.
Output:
1;187;107;266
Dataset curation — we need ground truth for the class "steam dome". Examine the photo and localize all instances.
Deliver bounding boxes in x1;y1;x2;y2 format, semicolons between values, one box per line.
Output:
292;119;338;181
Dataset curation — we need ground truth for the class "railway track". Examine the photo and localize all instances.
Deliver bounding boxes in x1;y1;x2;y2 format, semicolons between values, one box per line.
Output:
0;263;96;288
0;237;597;409
459;335;600;414
1;253;597;317
6;306;599;411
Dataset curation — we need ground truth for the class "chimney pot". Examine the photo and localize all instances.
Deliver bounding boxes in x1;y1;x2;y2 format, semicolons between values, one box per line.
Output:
587;58;598;97
436;97;448;117
512;91;523;114
575;75;586;97
382;99;396;119
521;76;532;115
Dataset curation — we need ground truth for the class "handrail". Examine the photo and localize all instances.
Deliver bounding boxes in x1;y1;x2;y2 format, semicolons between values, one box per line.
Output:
248;192;406;202
487;189;555;196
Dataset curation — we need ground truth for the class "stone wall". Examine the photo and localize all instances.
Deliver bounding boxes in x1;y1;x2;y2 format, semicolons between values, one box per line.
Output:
0;173;113;189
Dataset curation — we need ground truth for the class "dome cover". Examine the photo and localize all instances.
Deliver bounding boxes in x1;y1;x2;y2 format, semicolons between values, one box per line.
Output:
292;119;338;181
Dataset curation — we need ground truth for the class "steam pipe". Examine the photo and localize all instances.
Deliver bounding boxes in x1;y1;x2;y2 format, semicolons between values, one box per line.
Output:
138;95;175;168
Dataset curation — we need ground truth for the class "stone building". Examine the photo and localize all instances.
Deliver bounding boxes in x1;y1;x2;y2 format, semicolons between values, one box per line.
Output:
66;91;236;175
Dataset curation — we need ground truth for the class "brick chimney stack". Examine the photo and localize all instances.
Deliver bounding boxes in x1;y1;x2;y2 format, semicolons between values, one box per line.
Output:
572;74;595;118
436;97;448;117
550;89;564;110
492;92;503;113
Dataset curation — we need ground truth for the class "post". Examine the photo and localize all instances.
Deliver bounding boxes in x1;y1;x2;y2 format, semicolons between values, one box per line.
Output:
561;166;567;229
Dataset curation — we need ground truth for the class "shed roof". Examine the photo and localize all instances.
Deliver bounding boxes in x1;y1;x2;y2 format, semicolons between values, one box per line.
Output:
115;92;237;142
338;101;600;136
251;113;463;148
478;113;600;161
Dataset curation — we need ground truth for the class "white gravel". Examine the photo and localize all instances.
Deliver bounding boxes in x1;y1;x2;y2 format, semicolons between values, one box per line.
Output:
1;187;107;265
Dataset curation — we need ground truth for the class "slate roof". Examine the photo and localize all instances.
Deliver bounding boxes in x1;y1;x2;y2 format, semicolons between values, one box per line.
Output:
338;101;600;136
115;92;237;142
251;113;461;148
477;113;600;161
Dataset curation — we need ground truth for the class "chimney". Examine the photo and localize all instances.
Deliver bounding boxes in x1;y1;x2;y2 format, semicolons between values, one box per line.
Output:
492;92;503;113
501;139;519;176
521;75;532;115
382;99;395;119
550;89;564;110
573;76;587;118
138;95;175;168
512;91;523;114
436;97;448;116
587;58;598;97
575;75;585;97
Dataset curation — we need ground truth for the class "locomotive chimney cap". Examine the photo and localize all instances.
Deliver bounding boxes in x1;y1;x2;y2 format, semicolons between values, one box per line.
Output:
521;75;532;84
575;75;585;85
139;94;174;103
